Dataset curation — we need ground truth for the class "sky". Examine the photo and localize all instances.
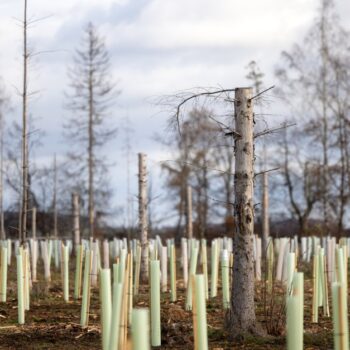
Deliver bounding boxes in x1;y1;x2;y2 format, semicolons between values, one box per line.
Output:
0;0;349;227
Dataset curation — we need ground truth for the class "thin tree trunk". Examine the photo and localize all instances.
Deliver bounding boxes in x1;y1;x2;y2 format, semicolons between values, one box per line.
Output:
261;172;269;260
32;206;36;240
20;0;29;246
138;153;148;282
186;185;193;239
88;40;94;240
228;87;260;336
320;5;330;234
72;193;80;250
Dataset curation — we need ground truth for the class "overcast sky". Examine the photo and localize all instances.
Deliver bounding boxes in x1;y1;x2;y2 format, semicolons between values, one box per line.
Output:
0;0;349;226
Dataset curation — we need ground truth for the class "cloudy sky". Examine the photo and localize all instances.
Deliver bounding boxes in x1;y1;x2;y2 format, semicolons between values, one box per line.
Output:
0;0;349;226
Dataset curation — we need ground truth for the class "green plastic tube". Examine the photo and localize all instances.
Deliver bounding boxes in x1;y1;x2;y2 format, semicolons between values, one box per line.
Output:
17;253;25;324
336;248;345;284
267;240;274;294
317;250;323;307
193;275;208;350
74;245;84;300
131;309;150;350
63;245;69;302
23;247;30;311
100;269;112;350
286;253;295;294
311;253;319;323
221;249;230;309
108;282;123;350
150;260;161;346
113;263;120;286
170;245;177;302
292;272;304;324
210;240;218;298
201;239;209;300
1;246;8;302
119;249;127;284
128;251;134;325
287;295;302;350
81;249;92;326
332;282;349;350
318;248;329;316
134;245;141;296
186;246;199;310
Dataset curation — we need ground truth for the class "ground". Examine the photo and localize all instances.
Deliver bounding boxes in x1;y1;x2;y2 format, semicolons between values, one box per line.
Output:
0;254;334;349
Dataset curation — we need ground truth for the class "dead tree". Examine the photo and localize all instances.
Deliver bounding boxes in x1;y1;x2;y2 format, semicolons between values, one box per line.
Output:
228;88;261;335
138;153;148;282
64;22;118;240
19;0;29;246
166;86;259;336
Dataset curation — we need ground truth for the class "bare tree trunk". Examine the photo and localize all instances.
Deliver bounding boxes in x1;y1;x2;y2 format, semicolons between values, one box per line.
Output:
320;3;330;234
186;185;193;239
261;172;269;260
32;206;36;240
88;50;94;240
53;154;58;238
72;193;80;250
20;0;29;246
138;153;148;282
228;87;260;336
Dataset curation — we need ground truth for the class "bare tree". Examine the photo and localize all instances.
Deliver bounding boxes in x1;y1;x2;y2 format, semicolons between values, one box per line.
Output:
19;0;29;245
227;87;262;335
275;0;350;234
279;128;321;235
246;61;270;256
64;22;118;240
166;85;276;336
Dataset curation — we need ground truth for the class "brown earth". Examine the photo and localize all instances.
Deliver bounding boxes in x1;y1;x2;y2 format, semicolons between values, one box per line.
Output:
0;255;334;349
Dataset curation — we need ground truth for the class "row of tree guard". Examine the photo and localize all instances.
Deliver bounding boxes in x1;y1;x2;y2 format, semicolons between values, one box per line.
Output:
0;235;350;349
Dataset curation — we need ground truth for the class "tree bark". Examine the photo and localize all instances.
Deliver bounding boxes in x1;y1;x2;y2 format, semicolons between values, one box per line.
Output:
88;35;94;240
72;193;80;250
228;87;261;337
138;153;148;282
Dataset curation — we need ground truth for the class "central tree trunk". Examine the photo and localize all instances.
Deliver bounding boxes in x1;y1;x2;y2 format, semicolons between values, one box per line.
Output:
138;153;149;282
228;87;261;337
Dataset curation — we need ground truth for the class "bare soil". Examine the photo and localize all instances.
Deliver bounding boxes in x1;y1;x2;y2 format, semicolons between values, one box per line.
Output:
0;256;334;349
